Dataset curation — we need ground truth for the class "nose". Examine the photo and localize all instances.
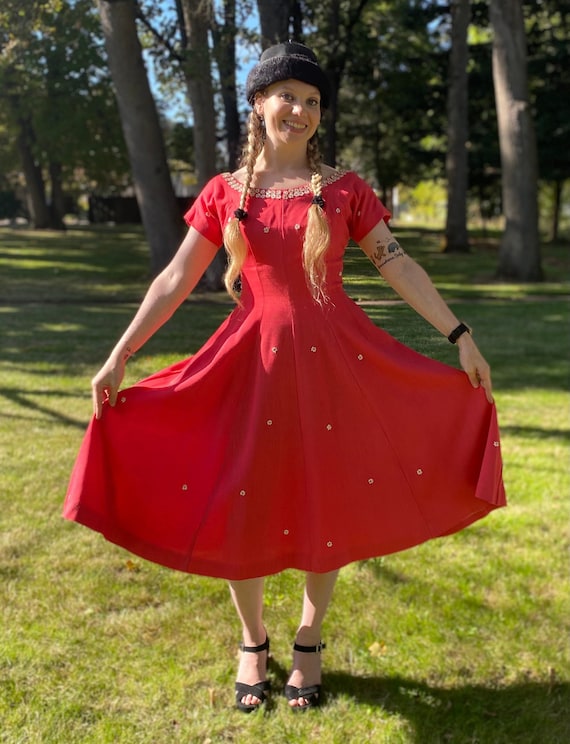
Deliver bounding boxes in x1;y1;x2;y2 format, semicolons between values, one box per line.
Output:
291;102;305;115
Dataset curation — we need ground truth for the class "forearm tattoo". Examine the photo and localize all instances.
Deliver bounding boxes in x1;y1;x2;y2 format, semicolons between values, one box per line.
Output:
370;237;406;270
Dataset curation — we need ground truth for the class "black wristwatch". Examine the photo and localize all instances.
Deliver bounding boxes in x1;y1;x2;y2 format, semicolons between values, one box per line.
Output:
447;322;471;344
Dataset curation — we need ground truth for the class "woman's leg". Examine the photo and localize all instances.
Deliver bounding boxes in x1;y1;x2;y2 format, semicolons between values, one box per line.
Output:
229;577;267;706
287;569;339;707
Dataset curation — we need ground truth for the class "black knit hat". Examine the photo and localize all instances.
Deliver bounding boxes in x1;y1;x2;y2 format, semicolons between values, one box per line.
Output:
245;41;330;109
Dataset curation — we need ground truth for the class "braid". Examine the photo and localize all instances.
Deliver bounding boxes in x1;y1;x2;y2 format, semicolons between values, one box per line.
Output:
304;134;331;304
223;111;264;302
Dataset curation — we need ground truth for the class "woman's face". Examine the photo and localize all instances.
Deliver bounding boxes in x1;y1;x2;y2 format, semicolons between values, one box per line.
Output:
255;79;322;147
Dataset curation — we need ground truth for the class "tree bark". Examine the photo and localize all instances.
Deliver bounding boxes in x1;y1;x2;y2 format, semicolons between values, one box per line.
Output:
49;162;67;230
318;0;371;167
179;0;218;188
257;0;294;47
490;0;542;280
550;180;561;242
444;0;470;253
98;0;183;274
16;117;52;229
210;0;241;170
177;0;223;290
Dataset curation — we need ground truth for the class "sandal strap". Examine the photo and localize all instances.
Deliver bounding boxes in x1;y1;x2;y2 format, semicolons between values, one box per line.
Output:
293;641;326;654
239;636;270;654
285;683;321;699
235;680;271;698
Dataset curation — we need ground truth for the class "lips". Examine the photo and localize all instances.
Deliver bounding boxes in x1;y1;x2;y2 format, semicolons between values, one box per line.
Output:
284;120;307;130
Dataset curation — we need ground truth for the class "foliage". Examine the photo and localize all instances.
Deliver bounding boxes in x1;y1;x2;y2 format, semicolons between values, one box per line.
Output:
526;0;570;185
333;0;447;189
0;0;130;197
466;0;570;226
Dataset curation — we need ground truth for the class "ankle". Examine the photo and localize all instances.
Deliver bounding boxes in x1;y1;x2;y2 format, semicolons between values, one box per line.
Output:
294;626;322;647
241;625;267;648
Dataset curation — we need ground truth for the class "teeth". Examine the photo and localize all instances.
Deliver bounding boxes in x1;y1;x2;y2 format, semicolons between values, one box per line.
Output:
285;121;306;129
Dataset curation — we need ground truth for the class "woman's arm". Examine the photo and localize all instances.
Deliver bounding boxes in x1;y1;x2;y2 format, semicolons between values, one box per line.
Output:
358;220;494;403
91;227;219;418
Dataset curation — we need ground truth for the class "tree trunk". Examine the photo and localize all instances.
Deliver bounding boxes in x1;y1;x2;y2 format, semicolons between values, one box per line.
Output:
97;0;183;274
490;0;542;280
49;161;67;230
318;0;371;167
16;117;52;229
177;0;223;290
550;180;561;242
179;0;218;188
257;0;294;47
210;0;241;170
444;0;470;253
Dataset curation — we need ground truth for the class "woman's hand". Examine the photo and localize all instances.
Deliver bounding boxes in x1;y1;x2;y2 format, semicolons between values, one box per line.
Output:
91;355;127;419
457;334;494;403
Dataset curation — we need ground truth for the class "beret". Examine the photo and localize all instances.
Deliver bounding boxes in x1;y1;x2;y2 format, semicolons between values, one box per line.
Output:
245;41;330;109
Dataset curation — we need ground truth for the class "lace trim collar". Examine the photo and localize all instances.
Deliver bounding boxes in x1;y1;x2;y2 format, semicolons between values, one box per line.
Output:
221;170;348;199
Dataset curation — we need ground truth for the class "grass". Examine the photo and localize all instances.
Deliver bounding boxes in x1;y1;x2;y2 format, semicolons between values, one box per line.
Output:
0;224;569;743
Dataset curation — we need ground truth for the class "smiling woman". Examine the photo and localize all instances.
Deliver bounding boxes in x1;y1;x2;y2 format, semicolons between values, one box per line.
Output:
64;40;505;716
257;80;322;142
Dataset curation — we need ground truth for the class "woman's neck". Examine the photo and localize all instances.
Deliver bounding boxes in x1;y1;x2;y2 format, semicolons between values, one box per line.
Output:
256;143;310;176
250;147;312;189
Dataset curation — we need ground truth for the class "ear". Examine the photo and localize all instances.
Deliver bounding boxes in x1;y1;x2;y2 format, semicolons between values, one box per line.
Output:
253;92;265;118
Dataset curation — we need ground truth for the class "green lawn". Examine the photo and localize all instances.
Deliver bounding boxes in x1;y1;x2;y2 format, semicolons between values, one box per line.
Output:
0;225;569;743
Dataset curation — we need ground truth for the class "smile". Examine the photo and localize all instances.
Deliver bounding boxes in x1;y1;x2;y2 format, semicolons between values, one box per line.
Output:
284;120;307;130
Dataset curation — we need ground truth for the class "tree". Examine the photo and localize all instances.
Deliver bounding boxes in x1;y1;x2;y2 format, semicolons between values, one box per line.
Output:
0;1;52;226
305;0;372;166
334;0;446;198
210;0;240;169
256;0;300;47
178;0;218;187
0;0;131;227
97;0;183;274
526;0;570;241
490;0;542;279
444;0;470;252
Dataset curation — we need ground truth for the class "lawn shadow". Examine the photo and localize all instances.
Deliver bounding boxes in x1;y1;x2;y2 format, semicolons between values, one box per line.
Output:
324;672;568;743
501;425;570;442
266;657;567;741
0;387;89;429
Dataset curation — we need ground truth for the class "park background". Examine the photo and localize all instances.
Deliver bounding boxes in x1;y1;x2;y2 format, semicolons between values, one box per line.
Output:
0;1;569;742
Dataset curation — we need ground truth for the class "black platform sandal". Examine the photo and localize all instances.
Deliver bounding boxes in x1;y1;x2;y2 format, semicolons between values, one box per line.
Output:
235;637;271;713
284;641;326;711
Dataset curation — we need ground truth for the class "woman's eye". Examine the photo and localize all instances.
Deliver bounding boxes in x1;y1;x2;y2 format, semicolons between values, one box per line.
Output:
308;99;319;107
281;93;293;101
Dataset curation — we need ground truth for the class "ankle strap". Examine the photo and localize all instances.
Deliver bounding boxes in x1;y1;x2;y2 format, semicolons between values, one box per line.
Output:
239;637;270;654
293;641;326;654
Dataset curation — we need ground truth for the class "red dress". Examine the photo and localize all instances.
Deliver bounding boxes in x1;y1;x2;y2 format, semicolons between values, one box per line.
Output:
63;171;506;580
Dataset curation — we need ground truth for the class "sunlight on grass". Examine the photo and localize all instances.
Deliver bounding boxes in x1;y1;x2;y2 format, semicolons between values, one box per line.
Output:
0;225;568;743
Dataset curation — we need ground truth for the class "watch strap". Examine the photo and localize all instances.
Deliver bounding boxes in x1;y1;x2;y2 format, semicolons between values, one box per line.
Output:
448;322;471;344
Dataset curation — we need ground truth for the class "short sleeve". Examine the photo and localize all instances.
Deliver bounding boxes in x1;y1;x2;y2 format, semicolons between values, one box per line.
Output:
347;174;391;243
183;176;226;246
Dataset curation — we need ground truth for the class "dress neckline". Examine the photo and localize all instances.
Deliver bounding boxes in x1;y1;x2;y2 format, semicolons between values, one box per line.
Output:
221;170;349;200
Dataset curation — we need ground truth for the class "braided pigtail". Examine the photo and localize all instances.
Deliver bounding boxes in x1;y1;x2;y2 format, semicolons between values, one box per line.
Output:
303;135;331;304
223;111;264;302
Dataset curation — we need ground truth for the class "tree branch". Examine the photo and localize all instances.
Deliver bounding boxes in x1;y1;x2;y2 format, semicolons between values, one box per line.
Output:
134;1;185;63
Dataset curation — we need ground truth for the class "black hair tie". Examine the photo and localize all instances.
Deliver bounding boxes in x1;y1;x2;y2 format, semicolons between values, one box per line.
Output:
311;195;325;209
234;208;248;221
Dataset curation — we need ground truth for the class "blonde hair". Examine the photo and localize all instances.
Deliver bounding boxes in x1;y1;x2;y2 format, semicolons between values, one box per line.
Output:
222;111;331;304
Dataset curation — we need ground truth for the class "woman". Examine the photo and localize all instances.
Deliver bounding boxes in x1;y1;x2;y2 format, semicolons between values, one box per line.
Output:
64;41;506;712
